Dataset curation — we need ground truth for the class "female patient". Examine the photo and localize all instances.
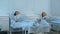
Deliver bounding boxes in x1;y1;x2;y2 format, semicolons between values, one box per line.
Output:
14;11;20;22
41;12;51;34
11;11;34;29
11;11;26;28
42;12;53;22
14;11;25;22
29;12;51;34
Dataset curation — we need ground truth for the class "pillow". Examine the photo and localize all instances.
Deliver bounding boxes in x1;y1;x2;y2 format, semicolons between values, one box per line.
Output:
50;16;60;21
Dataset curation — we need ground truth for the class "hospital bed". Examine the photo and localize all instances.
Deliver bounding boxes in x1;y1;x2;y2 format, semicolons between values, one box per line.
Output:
9;14;36;34
9;14;51;34
49;16;60;34
29;20;51;34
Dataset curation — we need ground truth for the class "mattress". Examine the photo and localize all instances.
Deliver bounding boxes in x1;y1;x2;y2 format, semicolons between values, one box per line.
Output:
11;19;35;30
50;21;60;31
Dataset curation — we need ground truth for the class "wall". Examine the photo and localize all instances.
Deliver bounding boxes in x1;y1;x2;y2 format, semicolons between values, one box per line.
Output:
0;0;9;16
9;0;51;17
51;0;60;17
0;0;9;31
0;0;51;31
0;0;52;16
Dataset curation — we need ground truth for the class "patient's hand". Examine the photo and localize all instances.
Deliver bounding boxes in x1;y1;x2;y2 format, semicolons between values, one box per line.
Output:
37;18;41;23
44;18;46;20
14;16;19;22
16;20;19;22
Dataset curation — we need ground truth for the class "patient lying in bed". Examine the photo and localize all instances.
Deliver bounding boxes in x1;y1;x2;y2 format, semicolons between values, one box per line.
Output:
11;11;24;28
29;12;51;34
41;12;53;22
41;12;60;22
14;11;26;22
11;11;35;30
29;19;51;34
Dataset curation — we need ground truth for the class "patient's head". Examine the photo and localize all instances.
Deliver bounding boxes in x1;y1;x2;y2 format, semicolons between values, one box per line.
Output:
14;11;20;16
42;12;47;17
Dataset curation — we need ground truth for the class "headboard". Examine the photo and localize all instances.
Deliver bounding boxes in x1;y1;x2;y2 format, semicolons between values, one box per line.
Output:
0;16;9;31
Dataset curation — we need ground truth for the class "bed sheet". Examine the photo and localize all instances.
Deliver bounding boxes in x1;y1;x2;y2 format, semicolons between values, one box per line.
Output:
50;20;60;31
11;19;35;30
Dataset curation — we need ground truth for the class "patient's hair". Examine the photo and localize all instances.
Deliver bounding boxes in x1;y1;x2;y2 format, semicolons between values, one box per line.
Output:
14;12;16;16
14;11;20;16
42;12;47;17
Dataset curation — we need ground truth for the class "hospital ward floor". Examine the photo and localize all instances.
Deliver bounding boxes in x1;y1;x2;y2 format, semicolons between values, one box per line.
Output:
11;31;60;34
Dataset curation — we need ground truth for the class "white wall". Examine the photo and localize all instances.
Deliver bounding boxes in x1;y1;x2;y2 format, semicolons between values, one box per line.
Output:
0;0;9;31
9;0;51;17
51;0;60;17
0;0;9;16
0;0;51;31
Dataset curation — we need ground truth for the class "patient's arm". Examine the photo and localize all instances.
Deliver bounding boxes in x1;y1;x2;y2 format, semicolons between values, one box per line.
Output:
36;18;41;23
14;16;19;22
44;17;52;22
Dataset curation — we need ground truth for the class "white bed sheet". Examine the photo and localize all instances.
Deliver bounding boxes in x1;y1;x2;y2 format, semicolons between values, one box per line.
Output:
29;20;51;33
11;19;35;30
50;20;60;31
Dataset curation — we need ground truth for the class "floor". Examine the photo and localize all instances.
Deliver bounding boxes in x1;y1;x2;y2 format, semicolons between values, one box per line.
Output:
8;29;60;34
10;31;60;34
50;31;60;34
